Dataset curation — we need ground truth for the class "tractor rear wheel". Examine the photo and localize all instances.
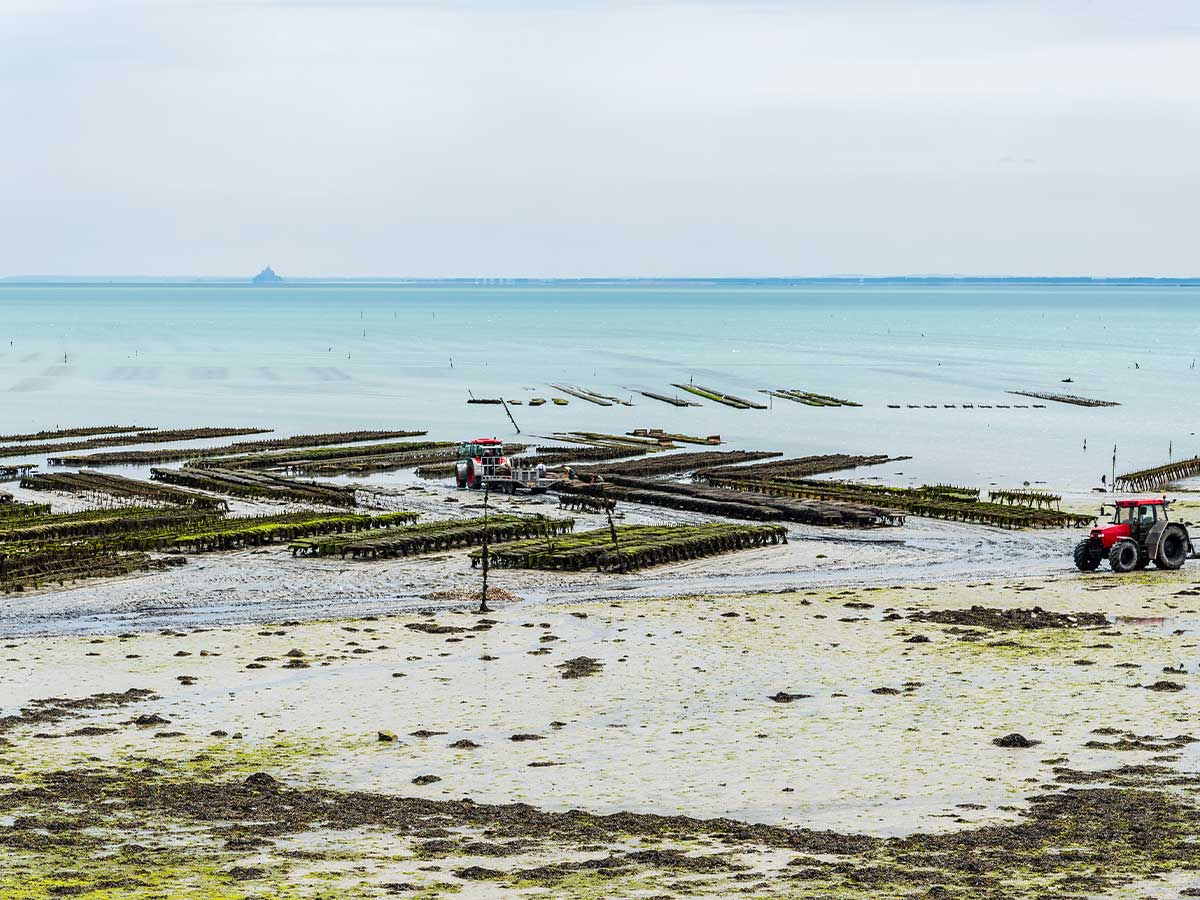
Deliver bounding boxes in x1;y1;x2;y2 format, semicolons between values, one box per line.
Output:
1155;525;1189;570
1109;540;1139;573
1073;540;1100;571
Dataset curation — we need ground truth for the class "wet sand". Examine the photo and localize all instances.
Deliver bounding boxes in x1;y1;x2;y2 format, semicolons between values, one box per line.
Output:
0;476;1072;637
3;567;1200;897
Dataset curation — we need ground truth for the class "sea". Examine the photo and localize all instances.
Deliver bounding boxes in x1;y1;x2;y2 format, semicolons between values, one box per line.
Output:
2;281;1198;493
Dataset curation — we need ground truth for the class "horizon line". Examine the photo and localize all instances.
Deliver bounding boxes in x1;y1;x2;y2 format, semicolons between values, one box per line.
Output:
5;275;1200;285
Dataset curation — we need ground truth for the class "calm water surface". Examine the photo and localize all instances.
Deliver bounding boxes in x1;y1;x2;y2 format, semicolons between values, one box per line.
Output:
2;283;1197;491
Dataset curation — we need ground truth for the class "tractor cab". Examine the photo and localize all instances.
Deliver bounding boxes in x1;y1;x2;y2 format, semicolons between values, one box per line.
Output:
1075;497;1192;573
459;438;505;463
1099;498;1167;542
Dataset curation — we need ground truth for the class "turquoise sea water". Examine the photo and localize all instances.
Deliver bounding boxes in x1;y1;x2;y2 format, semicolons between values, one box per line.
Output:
1;282;1198;491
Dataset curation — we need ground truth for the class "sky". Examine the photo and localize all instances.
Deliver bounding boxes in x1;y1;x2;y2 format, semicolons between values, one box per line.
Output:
2;0;1200;278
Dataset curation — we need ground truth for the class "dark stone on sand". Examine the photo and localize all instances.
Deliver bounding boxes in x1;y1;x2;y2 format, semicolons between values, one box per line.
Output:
511;733;544;742
406;623;466;635
769;692;811;703
227;866;264;881
456;866;503;880
1147;681;1185;692
133;714;169;727
993;733;1040;748
410;730;448;738
412;774;442;785
904;635;930;643
244;772;278;790
871;687;901;695
450;739;480;749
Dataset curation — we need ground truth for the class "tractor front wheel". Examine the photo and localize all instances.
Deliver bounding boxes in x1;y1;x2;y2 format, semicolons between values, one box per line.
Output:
1155;525;1189;570
1073;540;1101;572
1109;540;1139;573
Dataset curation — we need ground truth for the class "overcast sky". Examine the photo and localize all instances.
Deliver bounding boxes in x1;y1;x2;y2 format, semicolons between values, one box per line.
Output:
3;0;1199;277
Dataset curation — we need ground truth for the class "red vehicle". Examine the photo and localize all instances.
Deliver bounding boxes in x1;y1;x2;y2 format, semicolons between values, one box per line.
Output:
1074;498;1194;573
456;438;507;489
455;438;548;493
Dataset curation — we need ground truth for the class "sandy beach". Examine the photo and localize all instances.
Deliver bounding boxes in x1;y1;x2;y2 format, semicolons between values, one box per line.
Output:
4;565;1200;897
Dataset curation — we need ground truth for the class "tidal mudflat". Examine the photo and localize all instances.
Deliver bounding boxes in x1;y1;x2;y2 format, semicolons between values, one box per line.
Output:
4;573;1200;898
1;416;1196;898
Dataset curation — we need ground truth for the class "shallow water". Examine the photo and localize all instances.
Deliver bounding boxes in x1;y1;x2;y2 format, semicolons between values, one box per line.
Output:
2;282;1199;490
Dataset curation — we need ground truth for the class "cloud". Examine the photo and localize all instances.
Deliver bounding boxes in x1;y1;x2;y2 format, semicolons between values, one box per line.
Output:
2;0;1199;275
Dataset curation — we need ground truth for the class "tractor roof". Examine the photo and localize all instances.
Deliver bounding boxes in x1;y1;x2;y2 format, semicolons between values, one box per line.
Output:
1115;498;1166;507
471;438;502;445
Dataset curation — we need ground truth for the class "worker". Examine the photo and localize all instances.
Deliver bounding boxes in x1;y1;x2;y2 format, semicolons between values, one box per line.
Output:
536;462;546;480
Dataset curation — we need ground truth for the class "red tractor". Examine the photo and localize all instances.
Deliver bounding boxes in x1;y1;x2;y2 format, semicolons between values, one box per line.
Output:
1074;498;1194;573
456;438;508;490
455;438;549;493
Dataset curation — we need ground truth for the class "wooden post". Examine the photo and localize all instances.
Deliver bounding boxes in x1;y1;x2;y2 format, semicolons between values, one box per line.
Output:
478;483;491;613
500;398;521;434
603;486;625;572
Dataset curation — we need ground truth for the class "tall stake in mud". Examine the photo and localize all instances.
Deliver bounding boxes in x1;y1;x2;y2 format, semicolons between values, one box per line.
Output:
602;485;626;573
478;483;491;613
500;398;521;434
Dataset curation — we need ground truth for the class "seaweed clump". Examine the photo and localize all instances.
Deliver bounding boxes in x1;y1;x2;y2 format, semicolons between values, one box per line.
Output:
555;657;604;679
908;606;1107;631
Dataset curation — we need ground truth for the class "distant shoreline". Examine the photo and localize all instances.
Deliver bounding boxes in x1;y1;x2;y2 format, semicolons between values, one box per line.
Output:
5;276;1200;286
